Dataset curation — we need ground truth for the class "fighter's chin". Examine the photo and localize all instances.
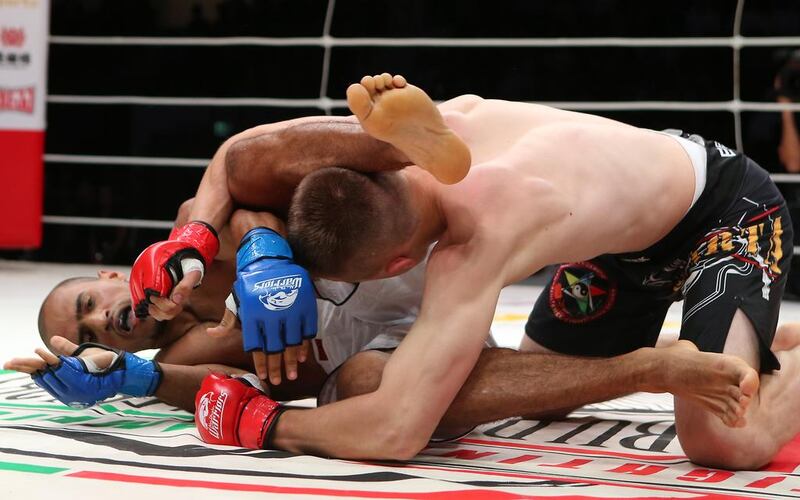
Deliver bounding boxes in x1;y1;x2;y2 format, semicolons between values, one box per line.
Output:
128;317;162;344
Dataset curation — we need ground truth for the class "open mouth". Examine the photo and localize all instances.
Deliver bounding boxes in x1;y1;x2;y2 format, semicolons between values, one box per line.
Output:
116;305;135;334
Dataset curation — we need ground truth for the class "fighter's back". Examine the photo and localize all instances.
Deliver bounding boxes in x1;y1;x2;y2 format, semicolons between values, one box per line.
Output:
440;100;697;283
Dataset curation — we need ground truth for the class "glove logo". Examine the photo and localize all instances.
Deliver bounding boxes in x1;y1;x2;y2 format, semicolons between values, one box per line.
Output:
197;391;227;440
253;274;303;311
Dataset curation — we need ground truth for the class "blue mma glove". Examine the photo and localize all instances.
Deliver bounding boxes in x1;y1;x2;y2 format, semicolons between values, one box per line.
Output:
32;343;162;409
231;227;317;353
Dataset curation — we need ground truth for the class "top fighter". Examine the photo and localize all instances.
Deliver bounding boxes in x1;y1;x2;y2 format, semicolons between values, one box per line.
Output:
196;73;797;470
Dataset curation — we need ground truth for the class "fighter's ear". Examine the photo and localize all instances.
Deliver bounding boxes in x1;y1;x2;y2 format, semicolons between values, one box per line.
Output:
97;270;128;281
384;256;416;277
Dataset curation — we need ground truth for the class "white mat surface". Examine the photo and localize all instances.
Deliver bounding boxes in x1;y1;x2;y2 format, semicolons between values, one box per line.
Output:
2;260;800;499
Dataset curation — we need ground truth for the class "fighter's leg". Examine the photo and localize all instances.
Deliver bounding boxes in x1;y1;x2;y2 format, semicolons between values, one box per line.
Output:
674;166;797;469
334;350;389;401
522;260;756;426
675;310;800;469
332;343;752;436
346;73;472;184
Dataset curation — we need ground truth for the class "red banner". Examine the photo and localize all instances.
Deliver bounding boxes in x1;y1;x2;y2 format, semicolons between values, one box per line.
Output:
0;129;43;247
0;0;49;248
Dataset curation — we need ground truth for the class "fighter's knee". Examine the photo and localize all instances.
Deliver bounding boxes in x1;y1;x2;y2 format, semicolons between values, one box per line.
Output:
336;350;390;400
677;416;776;470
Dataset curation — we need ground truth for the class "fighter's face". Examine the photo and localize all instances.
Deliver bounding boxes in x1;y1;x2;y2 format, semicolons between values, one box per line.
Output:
41;272;161;352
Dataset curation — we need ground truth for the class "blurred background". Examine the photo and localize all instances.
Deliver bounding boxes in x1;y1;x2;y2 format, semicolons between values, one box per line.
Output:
1;0;800;289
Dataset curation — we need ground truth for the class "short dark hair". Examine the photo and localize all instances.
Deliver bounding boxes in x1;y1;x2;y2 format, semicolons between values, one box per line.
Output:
37;276;94;348
288;168;414;277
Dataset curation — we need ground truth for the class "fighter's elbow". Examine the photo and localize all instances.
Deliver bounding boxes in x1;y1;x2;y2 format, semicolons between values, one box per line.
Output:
374;410;432;460
378;425;428;461
225;139;251;201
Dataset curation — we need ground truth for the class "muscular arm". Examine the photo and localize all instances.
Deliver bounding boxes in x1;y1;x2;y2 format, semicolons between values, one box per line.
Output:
174;198;287;260
187;116;410;232
225;119;411;212
272;245;504;459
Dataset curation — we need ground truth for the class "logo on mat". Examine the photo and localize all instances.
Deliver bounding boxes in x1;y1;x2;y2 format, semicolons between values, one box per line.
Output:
254;274;302;311
550;262;616;324
197;391;226;440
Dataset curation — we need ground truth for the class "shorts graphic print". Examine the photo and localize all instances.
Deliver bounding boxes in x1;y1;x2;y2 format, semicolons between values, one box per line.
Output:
549;261;617;324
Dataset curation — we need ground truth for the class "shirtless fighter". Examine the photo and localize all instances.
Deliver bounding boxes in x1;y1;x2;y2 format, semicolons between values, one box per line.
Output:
192;74;798;470
5;91;755;443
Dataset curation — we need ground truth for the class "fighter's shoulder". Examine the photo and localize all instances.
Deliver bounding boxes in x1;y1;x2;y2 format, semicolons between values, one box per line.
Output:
154;320;241;366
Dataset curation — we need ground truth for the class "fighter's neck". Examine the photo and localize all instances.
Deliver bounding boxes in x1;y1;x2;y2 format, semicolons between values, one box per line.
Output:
402;167;447;244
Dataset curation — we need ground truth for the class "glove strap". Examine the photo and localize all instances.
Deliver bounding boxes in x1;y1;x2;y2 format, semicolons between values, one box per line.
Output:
118;354;163;397
175;221;220;266
239;395;284;449
236;227;293;271
262;407;289;449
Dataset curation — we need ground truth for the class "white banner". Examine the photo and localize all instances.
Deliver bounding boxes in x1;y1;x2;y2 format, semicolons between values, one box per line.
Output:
0;0;49;131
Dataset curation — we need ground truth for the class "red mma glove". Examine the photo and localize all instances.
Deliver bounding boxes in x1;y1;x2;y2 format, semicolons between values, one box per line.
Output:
195;373;285;449
130;221;219;318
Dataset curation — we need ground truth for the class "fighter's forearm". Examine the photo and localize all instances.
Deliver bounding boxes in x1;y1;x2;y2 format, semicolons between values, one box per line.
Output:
187;141;238;233
229;208;286;241
174;198;287;260
225;119;411;211
156;362;248;412
272;391;418;460
186;117;410;231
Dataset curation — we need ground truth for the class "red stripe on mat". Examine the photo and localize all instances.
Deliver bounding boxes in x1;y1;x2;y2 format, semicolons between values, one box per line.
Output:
67;470;556;499
456;438;686;461
401;463;760;500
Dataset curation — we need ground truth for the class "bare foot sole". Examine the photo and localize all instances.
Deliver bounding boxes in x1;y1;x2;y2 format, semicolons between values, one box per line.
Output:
346;73;471;184
658;340;759;428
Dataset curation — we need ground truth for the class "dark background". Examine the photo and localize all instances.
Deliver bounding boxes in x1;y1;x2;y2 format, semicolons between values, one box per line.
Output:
3;0;799;265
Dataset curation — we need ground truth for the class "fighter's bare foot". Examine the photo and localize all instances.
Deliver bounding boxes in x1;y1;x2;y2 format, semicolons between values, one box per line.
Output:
346;73;471;184
648;340;758;428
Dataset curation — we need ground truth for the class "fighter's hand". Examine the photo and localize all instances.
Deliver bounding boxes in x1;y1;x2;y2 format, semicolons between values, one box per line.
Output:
147;270;202;321
252;341;311;385
4;337;161;408
209;293;311;385
233;228;317;384
130;221;219;319
3;336;114;374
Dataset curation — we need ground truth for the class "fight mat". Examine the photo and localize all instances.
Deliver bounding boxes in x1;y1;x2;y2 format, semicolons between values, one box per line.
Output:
1;369;798;499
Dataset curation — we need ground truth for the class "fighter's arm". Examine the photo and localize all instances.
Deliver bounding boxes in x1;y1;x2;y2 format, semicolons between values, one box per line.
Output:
190;116;410;228
272;245;505;459
3;336;249;413
171;198;284;263
133;116;410;318
223;118;411;211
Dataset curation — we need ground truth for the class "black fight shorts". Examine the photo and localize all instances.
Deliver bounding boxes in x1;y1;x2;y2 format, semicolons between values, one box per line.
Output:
526;136;793;372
